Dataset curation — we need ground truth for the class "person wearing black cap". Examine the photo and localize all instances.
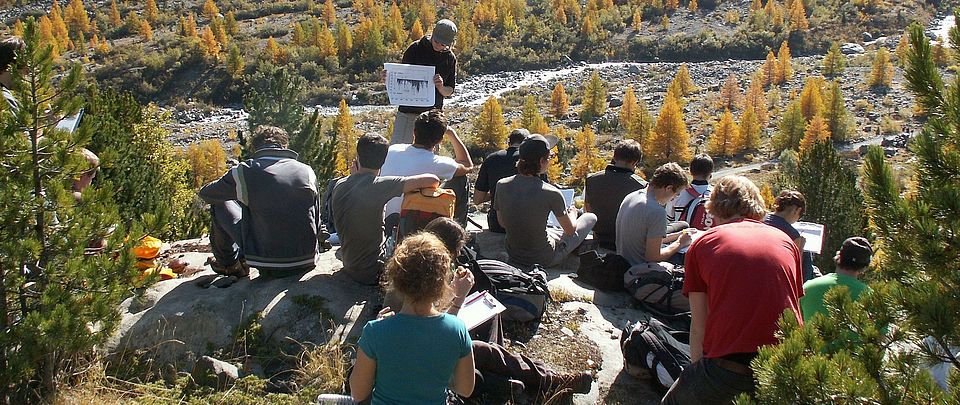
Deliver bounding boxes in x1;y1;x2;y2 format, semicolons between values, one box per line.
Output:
799;236;873;322
473;128;530;233
494;134;597;268
390;19;458;145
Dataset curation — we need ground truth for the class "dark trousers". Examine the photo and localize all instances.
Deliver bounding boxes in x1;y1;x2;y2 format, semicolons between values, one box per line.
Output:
210;201;243;266
661;358;755;405
472;341;554;395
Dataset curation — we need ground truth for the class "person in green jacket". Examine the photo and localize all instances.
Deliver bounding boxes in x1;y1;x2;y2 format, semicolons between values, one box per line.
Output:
800;236;873;322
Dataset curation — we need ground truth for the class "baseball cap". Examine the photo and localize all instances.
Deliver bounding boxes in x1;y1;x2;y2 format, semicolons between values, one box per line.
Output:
508;128;531;145
432;19;458;46
837;237;872;268
518;134;559;161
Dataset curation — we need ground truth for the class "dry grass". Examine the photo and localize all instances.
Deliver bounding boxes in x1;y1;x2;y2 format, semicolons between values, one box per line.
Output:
289;342;352;394
549;286;593;303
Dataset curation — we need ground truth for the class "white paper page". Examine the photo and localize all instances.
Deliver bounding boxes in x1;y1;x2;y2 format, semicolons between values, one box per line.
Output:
384;63;436;107
56;108;84;133
456;291;506;331
547;189;576;228
794;221;825;254
678;229;705;254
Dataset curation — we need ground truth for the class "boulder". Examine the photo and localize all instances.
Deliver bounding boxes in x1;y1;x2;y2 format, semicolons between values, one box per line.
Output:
884;147;898;157
841;43;866;55
192;356;239;389
862;32;874;42
608;97;623;108
105;242;378;368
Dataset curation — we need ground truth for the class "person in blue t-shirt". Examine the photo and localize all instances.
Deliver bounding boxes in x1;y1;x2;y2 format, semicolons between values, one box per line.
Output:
350;233;475;403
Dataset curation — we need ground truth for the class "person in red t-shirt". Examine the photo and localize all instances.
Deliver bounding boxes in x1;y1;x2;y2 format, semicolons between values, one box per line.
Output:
661;175;803;405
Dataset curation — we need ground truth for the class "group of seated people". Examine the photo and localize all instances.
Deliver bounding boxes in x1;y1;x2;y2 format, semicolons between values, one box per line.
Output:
198;109;875;403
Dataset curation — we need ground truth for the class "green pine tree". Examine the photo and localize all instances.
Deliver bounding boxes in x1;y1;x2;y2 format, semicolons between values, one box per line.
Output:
580;71;607;122
0;18;140;401
824;81;852;142
772;99;806;152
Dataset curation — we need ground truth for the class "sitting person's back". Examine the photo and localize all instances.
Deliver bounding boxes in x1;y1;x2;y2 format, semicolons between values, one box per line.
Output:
616;163;691;266
495;134;596;268
199;126;319;277
585;139;646;250
350;233;475;403
332;134;439;285
665;154;714;230
473;128;529;233
801;237;873;322
380;110;472;225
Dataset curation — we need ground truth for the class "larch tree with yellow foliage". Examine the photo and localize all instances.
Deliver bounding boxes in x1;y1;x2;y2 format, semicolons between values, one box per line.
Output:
109;0;121;26
868;48;894;88
718;73;742;111
709;109;741;157
745;77;769;126
520;95;550;135
569;125;606;185
632;8;642;30
318;25;337;59
762;50;778;86
620;86;638;130
551;82;570;118
64;0;90;36
202;0;220;20
628;98;654;150
139;20;153;41
739;107;761;150
750;0;763;12
334;99;359;176
200;26;220;58
473;96;508;150
671;64;695;96
776;41;793;83
799;76;825;121
145;0;160;23
647;96;691;165
265;37;280;63
38;16;60;58
788;0;808;31
580;71;607;121
800;114;831;152
410;19;424;41
666;0;679;11
50;1;70;51
688;0;698;12
324;0;336;25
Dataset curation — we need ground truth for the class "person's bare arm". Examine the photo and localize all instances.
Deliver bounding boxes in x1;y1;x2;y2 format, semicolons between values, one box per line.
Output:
473;190;490;204
794;236;806;251
402;174;441;193
434;74;455;97
447;267;474;316
557;207;577;237
445;128;474;176
644;231;691;262
688;292;708;363
349;350;377;402
449;352;476;397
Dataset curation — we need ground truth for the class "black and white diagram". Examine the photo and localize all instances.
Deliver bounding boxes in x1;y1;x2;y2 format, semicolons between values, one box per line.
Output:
384;63;435;107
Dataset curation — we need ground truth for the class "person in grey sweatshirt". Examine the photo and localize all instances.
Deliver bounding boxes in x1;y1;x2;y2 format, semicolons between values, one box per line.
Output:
199;125;320;279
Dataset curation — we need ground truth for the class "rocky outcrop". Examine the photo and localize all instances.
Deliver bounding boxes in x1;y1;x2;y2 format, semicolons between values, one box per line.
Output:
104;241;378;368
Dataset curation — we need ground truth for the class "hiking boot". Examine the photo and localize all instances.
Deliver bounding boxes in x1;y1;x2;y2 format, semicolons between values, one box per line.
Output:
548;371;593;394
206;257;250;278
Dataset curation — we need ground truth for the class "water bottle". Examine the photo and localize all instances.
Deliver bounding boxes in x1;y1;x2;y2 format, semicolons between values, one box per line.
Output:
316;394;356;405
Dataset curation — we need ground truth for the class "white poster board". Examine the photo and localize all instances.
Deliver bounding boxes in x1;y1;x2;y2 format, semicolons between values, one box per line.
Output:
384;63;436;107
547;189;576;228
456;291;505;331
794;221;825;254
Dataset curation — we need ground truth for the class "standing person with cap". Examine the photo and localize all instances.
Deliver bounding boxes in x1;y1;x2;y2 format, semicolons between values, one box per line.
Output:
473;128;529;233
800;237;873;322
391;19;458;145
494;134;597;269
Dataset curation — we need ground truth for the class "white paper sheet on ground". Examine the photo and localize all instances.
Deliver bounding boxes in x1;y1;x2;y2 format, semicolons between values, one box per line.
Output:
56;108;84;133
456;291;505;331
677;229;706;254
384;63;436;107
547;189;576;228
794;221;825;254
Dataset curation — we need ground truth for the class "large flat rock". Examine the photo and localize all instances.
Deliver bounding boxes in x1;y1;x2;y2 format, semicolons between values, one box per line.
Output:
105;241;377;367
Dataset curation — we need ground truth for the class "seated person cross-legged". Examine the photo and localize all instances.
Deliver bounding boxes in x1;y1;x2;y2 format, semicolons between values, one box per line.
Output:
332;134;439;286
615;163;692;267
494;134;597;269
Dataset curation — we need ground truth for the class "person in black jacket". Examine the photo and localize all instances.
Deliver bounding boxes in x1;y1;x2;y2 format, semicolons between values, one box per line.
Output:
390;19;457;145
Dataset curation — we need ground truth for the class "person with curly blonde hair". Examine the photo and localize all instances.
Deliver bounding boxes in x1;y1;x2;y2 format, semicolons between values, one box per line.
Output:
662;175;803;405
350;233;475;403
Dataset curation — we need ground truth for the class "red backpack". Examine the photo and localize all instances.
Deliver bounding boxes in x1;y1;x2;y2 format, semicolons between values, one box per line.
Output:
679;186;714;231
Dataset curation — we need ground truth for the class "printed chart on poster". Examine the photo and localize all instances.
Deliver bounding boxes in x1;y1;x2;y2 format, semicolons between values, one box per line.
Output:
384;63;436;107
794;221;825;254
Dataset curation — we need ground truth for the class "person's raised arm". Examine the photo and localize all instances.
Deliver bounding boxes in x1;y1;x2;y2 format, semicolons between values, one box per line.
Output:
449;352;475;397
434;74;454;97
557;207;577;237
794;236;806;251
349;349;377;402
447;267;475;316
402;174;441;193
688;292;708;363
445;127;474;176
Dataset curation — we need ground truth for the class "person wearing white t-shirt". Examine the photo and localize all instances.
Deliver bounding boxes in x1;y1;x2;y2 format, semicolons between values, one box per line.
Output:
665;154;714;223
380;110;473;230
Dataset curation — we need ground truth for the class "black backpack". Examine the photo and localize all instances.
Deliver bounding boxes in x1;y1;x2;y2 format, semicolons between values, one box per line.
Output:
621;317;691;390
624;262;690;318
576;250;631;291
478;259;550;322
